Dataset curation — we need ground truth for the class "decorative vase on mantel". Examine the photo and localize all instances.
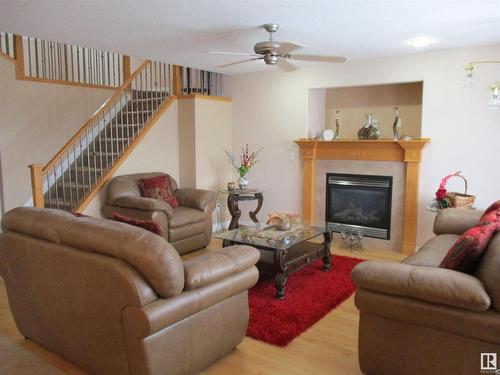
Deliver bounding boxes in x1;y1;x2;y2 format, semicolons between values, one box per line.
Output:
238;174;249;190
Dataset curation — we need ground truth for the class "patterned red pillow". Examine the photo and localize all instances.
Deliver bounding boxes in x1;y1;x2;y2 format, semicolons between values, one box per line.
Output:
138;175;179;208
112;213;163;236
440;209;500;273
482;200;500;220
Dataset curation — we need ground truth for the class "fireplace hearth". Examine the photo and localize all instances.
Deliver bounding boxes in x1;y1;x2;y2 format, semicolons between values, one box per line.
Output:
326;173;392;239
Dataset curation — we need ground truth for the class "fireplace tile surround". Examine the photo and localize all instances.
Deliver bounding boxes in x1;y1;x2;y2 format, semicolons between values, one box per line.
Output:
294;139;430;254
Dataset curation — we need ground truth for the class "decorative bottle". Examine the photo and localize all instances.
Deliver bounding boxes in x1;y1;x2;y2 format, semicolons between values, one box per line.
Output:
334;110;340;140
392;107;402;140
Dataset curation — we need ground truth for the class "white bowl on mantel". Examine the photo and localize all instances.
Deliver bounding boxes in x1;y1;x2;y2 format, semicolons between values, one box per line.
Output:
322;129;334;141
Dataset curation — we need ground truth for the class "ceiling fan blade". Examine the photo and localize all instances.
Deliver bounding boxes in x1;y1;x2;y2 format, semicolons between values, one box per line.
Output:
205;51;260;57
276;42;303;55
277;59;299;72
291;54;346;63
216;57;263;68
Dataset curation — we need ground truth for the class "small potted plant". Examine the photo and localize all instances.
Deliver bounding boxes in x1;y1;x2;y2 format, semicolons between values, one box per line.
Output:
224;144;262;190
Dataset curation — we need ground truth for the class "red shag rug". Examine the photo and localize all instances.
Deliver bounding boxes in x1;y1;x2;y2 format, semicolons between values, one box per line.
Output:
247;254;365;346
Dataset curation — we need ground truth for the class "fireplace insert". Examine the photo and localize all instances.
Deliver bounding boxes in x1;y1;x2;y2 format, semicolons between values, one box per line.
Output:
325;173;392;240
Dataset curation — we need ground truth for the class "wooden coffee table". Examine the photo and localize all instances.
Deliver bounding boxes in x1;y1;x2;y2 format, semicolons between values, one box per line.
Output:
215;224;332;299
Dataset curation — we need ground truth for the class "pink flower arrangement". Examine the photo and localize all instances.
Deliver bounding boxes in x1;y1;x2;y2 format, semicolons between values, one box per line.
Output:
224;144;263;177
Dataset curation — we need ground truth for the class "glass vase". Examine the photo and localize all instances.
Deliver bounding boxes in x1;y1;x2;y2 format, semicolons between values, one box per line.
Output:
238;174;249;190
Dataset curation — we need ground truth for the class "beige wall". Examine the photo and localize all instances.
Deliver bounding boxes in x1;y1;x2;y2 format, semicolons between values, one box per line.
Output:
0;56;112;220
177;97;233;225
177;99;196;188
225;44;500;248
83;101;179;217
324;82;423;139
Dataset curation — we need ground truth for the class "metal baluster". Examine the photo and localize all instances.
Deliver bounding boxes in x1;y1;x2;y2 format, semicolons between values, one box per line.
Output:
73;144;79;205
27;37;32;77
64;44;68;81
114;100;120;158
149;61;153;112
82;47;87;84
66;149;73;210
103;110;110;170
97;114;103;178
33;38;39;78
109;103;115;163
117;54;121;86
92;122;98;184
54;164;60;209
120;95;125;151
85;128;91;191
70;45;74;82
60;157;66;209
79;135;85;198
45;173;51;208
106;52;110;86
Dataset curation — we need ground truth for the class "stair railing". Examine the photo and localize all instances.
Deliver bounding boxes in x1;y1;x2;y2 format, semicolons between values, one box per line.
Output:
30;59;173;211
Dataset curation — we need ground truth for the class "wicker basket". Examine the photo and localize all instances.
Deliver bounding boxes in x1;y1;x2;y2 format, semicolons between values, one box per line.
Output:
446;173;475;208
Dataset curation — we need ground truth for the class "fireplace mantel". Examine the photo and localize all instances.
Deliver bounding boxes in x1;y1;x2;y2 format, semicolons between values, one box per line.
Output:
294;138;430;254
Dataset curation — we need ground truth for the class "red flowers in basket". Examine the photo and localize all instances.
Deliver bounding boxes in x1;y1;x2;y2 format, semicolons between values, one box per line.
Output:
434;172;461;209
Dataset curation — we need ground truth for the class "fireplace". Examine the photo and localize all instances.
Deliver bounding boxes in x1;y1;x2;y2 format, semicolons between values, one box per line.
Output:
326;173;393;240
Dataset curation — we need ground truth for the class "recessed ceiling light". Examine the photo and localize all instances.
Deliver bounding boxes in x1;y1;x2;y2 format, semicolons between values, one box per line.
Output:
406;36;436;47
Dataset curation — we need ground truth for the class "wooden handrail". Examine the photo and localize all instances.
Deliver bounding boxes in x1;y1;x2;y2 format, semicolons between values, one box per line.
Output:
42;59;151;173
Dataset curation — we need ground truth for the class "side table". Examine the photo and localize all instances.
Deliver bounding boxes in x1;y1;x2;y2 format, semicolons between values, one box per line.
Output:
219;189;264;230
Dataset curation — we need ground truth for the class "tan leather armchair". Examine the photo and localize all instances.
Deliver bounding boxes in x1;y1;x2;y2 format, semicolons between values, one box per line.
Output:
102;172;216;254
0;207;260;375
351;208;500;375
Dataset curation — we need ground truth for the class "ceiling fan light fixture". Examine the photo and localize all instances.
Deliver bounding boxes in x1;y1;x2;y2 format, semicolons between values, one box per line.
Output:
264;53;279;65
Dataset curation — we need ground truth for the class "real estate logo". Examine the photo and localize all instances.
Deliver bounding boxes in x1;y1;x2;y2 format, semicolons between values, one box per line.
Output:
481;353;499;374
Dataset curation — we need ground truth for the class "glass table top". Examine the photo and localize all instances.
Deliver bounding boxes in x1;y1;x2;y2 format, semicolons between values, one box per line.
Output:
214;224;329;250
219;188;264;195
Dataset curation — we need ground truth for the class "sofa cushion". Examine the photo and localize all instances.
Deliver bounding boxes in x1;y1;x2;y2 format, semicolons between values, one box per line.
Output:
403;234;460;267
433;208;483;235
439;209;500;273
138;175;179;208
112;213;163;235
167;206;205;228
352;261;491;312
1;207;185;298
474;232;500;312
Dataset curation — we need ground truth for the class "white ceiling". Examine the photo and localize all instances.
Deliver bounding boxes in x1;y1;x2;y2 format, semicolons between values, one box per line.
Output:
1;0;500;74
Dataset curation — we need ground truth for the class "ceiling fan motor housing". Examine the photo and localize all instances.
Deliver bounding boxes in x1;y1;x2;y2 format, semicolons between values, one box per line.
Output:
254;41;281;55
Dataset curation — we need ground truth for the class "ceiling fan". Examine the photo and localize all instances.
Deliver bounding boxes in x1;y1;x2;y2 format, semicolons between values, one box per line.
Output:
206;23;346;72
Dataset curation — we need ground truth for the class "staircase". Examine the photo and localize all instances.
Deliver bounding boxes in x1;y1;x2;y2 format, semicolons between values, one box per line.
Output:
31;60;174;212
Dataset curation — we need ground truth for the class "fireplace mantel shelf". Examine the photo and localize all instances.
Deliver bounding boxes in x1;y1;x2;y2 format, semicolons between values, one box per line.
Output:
294;138;430;162
294;138;431;255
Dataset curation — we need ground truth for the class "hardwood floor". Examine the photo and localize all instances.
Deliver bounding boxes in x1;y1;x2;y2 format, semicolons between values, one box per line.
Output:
0;240;404;375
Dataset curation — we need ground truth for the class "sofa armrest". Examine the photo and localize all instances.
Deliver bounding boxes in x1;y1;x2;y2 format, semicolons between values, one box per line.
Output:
433;208;483;235
351;261;491;312
174;188;216;212
183;245;260;291
112;196;173;214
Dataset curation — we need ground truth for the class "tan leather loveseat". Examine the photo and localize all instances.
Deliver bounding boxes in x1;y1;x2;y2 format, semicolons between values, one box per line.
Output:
0;207;259;375
352;208;500;375
102;172;216;254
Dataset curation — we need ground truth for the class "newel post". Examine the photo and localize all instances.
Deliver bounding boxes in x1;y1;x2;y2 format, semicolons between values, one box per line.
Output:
13;34;25;79
172;65;182;96
122;55;131;82
29;165;44;208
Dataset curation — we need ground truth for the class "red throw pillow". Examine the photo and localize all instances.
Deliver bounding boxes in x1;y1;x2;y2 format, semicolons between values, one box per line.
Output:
482;200;500;220
440;209;500;273
112;213;163;236
138;175;179;208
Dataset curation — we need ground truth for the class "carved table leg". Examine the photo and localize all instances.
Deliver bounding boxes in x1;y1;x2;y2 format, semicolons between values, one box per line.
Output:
322;230;332;272
275;273;288;300
274;249;288;300
227;194;241;230
249;192;264;223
